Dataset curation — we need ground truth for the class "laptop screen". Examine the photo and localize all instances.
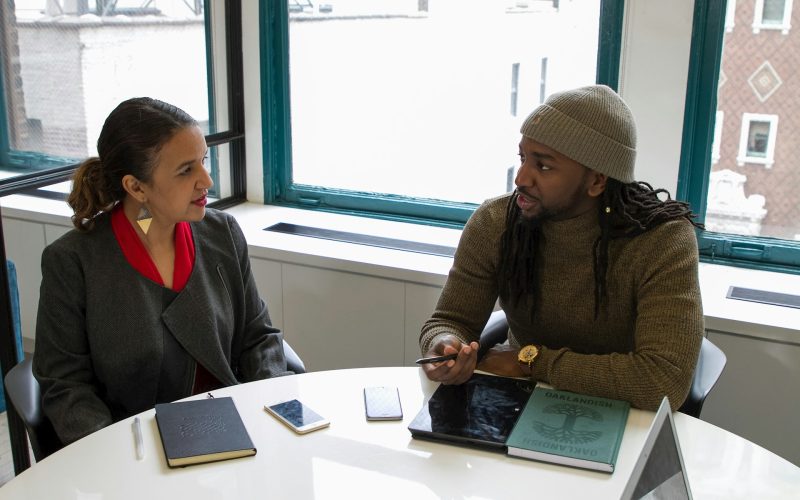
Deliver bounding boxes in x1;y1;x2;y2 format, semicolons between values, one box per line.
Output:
621;396;692;500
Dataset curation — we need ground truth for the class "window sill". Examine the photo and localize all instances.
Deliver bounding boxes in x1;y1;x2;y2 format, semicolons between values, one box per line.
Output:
736;157;774;168
2;195;799;345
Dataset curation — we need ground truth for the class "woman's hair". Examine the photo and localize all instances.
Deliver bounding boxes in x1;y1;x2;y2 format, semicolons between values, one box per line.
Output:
67;97;198;231
499;179;703;318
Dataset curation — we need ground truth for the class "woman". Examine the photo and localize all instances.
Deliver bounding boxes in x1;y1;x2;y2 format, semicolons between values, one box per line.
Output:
33;97;290;446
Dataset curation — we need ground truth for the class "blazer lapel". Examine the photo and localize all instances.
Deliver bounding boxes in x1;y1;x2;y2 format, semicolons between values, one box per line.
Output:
161;271;238;387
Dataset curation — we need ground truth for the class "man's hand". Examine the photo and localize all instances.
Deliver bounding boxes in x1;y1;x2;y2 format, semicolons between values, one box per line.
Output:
476;344;527;378
420;335;479;385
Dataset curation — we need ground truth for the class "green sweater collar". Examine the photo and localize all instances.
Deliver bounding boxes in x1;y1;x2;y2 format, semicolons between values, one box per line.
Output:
539;208;600;248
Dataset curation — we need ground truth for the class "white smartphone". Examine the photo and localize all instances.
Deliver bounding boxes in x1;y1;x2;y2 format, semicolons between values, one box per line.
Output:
264;399;330;434
364;386;403;421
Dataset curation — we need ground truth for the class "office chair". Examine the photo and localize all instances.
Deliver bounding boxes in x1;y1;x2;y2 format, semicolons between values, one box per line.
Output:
284;340;306;374
4;357;63;461
2;260;25;413
4;340;305;462
477;310;727;418
677;337;726;418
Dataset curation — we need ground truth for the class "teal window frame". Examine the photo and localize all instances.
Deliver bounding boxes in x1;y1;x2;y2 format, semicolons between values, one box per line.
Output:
261;0;626;228
677;0;800;274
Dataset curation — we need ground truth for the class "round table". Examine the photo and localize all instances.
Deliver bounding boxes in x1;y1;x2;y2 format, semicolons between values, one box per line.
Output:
1;367;797;499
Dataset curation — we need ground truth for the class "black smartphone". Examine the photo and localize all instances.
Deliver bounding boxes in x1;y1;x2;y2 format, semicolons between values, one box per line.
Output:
364;386;403;421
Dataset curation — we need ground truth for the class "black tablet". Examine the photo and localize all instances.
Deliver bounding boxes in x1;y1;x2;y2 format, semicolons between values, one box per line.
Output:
408;373;534;450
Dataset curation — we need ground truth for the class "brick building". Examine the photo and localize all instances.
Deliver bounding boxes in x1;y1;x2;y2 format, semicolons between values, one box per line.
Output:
710;0;800;239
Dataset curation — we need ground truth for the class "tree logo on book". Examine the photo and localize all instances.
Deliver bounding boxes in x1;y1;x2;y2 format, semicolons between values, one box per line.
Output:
532;404;603;444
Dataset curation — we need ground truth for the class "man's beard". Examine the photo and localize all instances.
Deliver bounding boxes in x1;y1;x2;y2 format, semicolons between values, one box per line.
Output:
515;205;552;229
514;177;592;228
514;190;569;229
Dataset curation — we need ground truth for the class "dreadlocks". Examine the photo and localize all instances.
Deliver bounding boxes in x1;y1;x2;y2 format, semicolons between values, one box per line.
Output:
499;180;703;318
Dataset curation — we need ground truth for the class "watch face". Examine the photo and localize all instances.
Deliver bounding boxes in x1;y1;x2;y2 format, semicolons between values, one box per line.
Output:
519;345;539;363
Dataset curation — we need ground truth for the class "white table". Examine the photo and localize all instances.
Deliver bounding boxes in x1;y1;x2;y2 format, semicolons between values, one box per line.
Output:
1;367;798;499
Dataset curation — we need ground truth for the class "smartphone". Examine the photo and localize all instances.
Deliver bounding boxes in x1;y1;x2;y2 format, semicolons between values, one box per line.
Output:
364;386;403;421
264;399;330;434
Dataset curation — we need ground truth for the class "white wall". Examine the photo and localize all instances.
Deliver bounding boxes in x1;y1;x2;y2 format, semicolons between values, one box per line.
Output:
618;1;695;194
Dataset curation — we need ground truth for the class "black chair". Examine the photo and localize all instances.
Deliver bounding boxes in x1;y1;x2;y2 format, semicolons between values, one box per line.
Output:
677;337;726;418
477;310;726;418
4;340;306;462
4;357;62;462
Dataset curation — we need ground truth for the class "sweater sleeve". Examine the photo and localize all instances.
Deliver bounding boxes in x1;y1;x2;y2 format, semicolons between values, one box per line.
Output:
531;220;704;411
419;198;506;354
33;241;113;445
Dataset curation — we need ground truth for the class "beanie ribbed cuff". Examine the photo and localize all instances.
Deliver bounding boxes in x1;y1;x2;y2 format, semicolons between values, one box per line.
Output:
519;85;637;183
521;105;636;183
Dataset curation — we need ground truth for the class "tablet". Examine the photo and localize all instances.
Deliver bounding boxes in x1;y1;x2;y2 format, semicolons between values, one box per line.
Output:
620;396;692;500
408;373;533;450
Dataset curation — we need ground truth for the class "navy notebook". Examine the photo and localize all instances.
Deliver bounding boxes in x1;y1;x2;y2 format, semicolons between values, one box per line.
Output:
155;397;256;468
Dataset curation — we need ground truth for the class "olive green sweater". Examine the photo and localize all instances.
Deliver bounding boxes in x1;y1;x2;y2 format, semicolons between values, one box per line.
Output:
420;194;703;411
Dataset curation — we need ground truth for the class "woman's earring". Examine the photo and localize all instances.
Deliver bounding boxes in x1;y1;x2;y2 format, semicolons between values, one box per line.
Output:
136;205;152;235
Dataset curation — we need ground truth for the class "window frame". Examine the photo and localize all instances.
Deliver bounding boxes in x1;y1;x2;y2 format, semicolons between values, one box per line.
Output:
260;0;626;228
678;0;800;274
0;0;247;209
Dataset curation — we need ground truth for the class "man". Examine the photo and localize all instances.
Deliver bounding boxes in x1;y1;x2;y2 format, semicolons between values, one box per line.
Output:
419;85;703;411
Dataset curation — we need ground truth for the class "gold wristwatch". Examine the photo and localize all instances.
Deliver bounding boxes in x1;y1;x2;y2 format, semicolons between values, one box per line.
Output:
518;344;540;373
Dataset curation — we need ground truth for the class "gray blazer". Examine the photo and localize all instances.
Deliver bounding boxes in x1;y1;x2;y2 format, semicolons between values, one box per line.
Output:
33;208;290;445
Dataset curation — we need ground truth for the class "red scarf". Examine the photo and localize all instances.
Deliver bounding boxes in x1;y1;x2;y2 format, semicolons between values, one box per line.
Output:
110;205;194;291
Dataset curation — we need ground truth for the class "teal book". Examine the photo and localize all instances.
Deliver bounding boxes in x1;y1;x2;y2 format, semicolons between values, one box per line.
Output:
155;397;257;468
505;388;630;473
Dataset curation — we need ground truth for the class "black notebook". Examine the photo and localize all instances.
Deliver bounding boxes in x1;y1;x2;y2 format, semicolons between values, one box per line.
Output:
408;373;534;450
155;397;257;468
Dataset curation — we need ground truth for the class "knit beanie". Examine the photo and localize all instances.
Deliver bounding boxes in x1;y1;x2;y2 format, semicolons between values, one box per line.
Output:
520;85;637;183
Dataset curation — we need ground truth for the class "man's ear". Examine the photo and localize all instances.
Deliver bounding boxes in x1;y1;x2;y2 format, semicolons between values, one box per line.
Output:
586;171;607;198
121;174;147;203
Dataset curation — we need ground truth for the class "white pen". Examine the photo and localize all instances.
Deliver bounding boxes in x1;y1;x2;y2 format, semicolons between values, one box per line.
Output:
133;417;144;460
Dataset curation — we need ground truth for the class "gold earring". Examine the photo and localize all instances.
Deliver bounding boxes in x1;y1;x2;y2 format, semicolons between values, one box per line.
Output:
605;206;612;214
136;205;152;235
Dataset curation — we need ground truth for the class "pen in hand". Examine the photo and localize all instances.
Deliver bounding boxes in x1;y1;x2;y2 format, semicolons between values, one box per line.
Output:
415;353;459;365
133;417;144;461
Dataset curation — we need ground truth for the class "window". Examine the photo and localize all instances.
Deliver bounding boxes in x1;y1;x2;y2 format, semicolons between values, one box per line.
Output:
753;0;794;34
725;0;736;32
262;0;624;226
737;113;778;167
679;0;800;271
712;110;724;164
0;0;246;207
510;63;521;117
